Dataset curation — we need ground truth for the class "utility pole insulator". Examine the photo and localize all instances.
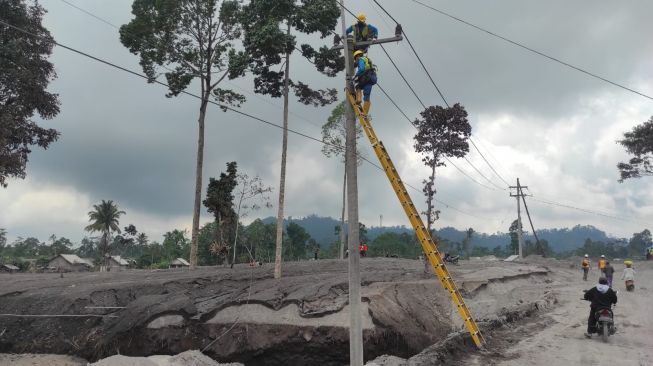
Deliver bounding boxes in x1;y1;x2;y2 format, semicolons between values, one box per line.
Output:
395;24;403;37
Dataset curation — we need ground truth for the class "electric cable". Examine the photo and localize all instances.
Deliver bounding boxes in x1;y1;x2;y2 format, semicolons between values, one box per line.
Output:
0;18;487;221
408;0;653;102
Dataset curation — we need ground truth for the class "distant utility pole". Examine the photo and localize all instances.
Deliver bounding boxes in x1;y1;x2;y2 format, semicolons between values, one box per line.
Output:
379;214;383;227
509;178;527;258
335;3;403;365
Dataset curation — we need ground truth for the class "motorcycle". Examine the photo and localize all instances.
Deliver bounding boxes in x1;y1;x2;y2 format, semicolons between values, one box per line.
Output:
625;280;635;292
582;290;617;343
592;307;616;342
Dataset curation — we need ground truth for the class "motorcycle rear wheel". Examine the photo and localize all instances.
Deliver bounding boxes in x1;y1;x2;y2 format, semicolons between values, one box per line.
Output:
602;322;609;343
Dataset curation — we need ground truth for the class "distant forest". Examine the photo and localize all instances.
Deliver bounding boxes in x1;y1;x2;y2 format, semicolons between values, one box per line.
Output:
262;214;630;252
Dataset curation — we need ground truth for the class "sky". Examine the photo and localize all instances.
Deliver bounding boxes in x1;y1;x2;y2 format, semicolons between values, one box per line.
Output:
2;0;653;244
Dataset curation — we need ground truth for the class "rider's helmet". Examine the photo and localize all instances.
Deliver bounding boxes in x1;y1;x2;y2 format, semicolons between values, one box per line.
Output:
598;277;608;285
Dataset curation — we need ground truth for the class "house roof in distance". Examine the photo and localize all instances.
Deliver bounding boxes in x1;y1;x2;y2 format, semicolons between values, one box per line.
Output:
57;254;93;266
171;258;190;266
110;256;130;266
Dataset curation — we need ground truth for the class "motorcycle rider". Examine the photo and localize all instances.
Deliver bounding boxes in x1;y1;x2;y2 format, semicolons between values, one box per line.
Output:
583;277;617;338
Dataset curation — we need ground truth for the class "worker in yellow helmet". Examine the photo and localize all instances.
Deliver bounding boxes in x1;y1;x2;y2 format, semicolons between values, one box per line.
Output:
346;12;379;51
352;50;377;116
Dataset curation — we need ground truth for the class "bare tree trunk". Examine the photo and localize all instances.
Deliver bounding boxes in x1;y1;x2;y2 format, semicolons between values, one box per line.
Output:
274;23;291;279
339;166;347;260
232;195;243;268
190;90;210;270
424;163;436;274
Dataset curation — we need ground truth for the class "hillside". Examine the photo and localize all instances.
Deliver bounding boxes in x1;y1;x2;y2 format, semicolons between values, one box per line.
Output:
261;216;622;253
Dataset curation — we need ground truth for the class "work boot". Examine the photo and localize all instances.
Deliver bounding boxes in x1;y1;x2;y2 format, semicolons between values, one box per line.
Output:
363;101;371;115
584;332;592;338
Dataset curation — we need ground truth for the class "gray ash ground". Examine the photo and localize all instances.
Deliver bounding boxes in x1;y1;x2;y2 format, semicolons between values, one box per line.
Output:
0;258;561;365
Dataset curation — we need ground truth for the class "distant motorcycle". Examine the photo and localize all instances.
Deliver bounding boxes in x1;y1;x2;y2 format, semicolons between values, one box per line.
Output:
625;280;635;292
444;254;459;265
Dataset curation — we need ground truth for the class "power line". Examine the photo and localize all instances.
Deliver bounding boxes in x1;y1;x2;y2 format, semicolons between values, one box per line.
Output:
1;18;486;222
364;1;512;190
370;0;449;107
529;196;649;226
520;190;542;251
58;0;118;29
469;137;511;187
463;156;505;190
378;44;427;109
408;0;653;102
443;157;499;191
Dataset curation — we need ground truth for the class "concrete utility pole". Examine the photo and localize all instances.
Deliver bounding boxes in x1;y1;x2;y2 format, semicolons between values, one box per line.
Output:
334;5;404;364
510;178;527;258
338;2;363;365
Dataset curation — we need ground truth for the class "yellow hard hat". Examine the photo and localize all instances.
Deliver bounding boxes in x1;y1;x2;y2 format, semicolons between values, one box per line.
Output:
353;50;364;58
357;12;366;22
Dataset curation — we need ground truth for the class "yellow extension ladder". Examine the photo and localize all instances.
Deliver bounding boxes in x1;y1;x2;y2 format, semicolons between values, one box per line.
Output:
346;92;485;348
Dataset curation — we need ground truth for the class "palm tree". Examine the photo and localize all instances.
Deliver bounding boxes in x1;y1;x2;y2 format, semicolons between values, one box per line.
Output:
85;200;125;270
136;233;148;247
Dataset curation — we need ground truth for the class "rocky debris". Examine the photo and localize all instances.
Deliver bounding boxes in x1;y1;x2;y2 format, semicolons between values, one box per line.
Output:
0;353;87;366
90;350;243;366
0;259;552;365
366;355;408;366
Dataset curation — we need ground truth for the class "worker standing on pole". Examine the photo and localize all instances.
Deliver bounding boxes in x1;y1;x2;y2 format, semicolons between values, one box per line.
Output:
346;13;378;51
353;50;377;116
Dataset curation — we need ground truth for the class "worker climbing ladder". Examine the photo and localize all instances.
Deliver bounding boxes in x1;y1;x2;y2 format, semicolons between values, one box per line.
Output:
345;91;485;348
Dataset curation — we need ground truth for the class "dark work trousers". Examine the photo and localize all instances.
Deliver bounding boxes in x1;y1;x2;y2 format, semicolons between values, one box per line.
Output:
583;268;589;280
587;306;597;333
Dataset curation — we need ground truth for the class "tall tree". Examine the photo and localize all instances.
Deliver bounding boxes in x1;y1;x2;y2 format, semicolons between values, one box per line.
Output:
0;0;60;187
162;229;190;262
413;104;471;270
617;116;653;182
285;222;311;260
0;228;6;253
85;200;125;270
462;227;474;258
508;219;519;255
231;172;272;266
203;161;238;264
321;101;362;259
120;0;249;270
241;0;343;279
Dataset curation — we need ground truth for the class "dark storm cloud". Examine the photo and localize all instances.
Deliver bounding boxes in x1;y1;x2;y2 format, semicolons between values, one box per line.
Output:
3;0;653;242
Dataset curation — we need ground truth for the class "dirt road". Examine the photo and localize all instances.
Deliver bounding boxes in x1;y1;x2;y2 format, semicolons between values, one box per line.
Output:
494;261;653;366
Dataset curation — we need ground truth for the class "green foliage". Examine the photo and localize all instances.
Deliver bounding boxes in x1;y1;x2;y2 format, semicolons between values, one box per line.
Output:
242;219;277;263
85;200;125;258
0;228;6;253
120;0;247;101
284;222;311;260
574;238;628;259
321;101;363;163
162;229;190;262
367;232;421;258
0;0;60;187
617;116;653;182
241;0;341;104
413;104;471;229
508;219;519;255
627;229;651;256
204;162;238;251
